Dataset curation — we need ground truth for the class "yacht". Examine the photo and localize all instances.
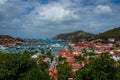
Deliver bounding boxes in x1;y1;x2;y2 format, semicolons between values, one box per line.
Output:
0;45;8;50
50;43;63;48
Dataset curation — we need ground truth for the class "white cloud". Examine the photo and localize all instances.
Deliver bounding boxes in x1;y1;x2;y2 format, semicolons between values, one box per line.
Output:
0;0;120;38
21;1;80;32
0;0;7;4
94;5;112;14
39;7;75;21
30;3;79;22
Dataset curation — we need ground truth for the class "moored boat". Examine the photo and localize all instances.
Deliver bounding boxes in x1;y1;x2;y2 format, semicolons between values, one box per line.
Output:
50;43;63;48
0;45;8;50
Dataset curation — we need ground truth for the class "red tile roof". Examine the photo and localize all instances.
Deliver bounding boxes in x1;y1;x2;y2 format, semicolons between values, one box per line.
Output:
67;57;75;63
73;50;81;52
49;68;57;76
112;54;120;57
74;43;85;47
57;50;73;57
72;63;81;72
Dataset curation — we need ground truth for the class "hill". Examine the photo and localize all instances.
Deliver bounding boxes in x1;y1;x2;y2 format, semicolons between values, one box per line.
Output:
0;35;14;40
52;27;120;43
0;35;23;42
97;27;120;39
52;30;95;43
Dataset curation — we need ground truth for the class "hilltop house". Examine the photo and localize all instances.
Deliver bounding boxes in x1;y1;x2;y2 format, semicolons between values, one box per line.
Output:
108;38;115;42
111;54;120;61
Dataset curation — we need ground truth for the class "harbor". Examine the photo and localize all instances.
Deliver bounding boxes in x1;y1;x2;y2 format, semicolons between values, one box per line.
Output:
0;39;68;54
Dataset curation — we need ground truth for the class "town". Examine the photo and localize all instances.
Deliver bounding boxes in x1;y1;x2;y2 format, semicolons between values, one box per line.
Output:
1;35;120;79
42;38;120;80
1;34;120;80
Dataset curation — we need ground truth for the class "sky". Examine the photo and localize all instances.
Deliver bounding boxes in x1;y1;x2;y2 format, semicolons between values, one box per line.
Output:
0;0;120;39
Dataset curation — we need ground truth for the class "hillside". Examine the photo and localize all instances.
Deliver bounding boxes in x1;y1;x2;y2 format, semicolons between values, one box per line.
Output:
97;27;120;39
0;35;14;40
52;27;120;43
0;35;23;42
52;30;95;43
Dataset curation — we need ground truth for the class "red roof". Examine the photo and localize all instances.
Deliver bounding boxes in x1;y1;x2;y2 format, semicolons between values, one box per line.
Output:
73;50;81;52
74;43;85;47
72;63;81;72
49;68;57;76
112;54;120;57
67;57;75;63
57;50;73;57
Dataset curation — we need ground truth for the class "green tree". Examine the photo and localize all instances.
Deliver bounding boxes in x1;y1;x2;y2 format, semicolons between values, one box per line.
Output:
21;65;50;80
67;45;73;53
75;53;118;80
0;53;35;80
0;52;50;80
57;62;73;80
46;48;54;60
41;48;45;54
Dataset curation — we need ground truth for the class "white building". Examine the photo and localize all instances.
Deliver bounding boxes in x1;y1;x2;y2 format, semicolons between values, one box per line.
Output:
111;54;120;61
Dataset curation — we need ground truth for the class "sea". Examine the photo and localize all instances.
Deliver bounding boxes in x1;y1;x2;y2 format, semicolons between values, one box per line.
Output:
0;39;68;55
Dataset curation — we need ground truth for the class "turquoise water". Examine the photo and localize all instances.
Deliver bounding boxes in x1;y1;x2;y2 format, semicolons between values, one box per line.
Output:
0;39;68;54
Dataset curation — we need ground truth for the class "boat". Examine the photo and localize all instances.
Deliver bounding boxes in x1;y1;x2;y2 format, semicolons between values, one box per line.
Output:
50;43;63;48
38;45;41;48
0;45;8;50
